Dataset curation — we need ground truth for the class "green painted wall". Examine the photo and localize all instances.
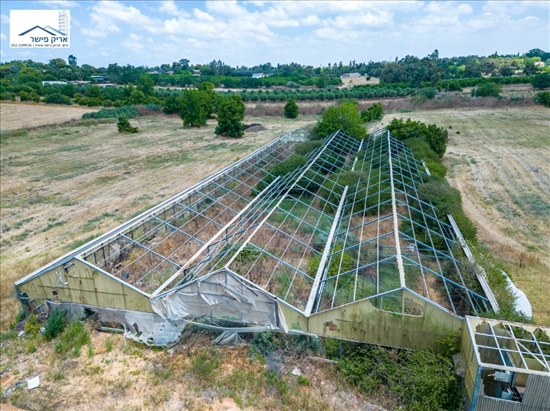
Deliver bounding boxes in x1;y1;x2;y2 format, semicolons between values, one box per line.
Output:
17;259;153;313
279;290;463;350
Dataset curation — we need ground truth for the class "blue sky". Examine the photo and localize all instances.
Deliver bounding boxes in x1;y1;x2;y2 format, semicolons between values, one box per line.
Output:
1;1;549;68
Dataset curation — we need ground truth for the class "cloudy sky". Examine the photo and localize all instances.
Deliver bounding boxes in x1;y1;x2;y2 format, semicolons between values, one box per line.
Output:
1;1;549;68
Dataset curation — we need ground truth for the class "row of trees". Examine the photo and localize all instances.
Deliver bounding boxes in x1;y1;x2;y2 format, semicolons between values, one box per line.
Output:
1;48;548;93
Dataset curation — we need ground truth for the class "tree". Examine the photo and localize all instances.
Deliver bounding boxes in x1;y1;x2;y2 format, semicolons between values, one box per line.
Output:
127;89;147;105
283;98;299;119
180;90;208;127
137;73;154;96
360;102;384;122
68;55;77;67
313;101;366;140
534;92;550;107
532;73;550;90
215;95;245;138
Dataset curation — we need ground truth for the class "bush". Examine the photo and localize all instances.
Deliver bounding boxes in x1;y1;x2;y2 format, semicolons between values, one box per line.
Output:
283;98;299;119
215;95;245;138
54;320;91;358
532;73;550;90
327;340;465;411
313;101;366;140
44;93;72;105
387;118;448;158
117;116;138;133
534;91;550;107
255;154;308;193
360;102;384;122
82;106;140;119
44;310;67;341
473;82;502;97
294;140;322;156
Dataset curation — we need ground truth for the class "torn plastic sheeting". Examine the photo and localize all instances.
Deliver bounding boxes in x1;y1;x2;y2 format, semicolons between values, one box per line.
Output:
46;301;186;346
151;269;287;331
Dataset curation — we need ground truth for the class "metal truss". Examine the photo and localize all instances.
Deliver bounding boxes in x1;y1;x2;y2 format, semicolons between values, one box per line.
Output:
17;127;493;319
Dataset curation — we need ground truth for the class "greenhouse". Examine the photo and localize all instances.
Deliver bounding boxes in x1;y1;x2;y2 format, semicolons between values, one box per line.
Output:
15;128;495;348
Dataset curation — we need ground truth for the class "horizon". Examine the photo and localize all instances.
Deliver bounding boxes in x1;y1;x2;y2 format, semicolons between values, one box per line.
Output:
1;1;549;68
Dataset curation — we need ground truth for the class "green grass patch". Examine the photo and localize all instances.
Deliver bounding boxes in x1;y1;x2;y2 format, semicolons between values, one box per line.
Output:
54;320;91;358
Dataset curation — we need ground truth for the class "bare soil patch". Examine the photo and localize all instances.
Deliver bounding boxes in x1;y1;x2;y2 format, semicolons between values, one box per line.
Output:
0;103;100;131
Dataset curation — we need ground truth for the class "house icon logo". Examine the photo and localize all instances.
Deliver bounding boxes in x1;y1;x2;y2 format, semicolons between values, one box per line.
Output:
10;10;70;48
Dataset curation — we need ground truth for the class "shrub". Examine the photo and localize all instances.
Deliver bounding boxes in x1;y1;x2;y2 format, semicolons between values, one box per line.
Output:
387;118;448;158
82;106;140;119
473;82;502;97
117;116;138;133
360;102;384;122
294;140;322;156
313;101;366;140
23;314;41;338
532;73;550;90
44;309;67;341
215;95;245;138
54;320;91;358
283;98;299;119
327;340;465;411
534;91;550;107
255;154;308;193
44;93;72;105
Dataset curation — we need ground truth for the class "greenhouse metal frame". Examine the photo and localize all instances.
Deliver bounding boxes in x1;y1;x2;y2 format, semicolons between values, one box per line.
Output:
15;128;495;348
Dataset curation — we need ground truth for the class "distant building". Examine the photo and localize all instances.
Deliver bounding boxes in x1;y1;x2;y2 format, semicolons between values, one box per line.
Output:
41;81;67;86
252;73;265;79
90;75;108;82
192;70;201;77
341;72;361;79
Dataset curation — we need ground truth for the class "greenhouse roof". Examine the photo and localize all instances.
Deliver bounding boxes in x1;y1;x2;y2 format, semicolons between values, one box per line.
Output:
16;128;492;319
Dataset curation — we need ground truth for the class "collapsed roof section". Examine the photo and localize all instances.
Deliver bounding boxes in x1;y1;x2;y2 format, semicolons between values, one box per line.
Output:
16;128;491;325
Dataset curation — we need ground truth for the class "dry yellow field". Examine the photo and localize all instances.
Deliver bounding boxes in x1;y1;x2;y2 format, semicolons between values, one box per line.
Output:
1;102;100;131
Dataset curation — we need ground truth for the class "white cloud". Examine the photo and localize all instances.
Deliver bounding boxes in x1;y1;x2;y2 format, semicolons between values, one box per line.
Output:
121;33;144;52
205;1;248;18
158;0;180;16
0;33;6;40
1;14;9;24
37;0;80;8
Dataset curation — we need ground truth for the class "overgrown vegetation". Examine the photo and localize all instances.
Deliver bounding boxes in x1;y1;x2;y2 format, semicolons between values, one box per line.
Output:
325;338;464;411
312;100;366;139
360;102;384;122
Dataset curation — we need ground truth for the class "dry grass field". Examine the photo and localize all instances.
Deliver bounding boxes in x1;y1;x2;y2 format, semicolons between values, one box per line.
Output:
1;102;100;131
0;101;548;409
